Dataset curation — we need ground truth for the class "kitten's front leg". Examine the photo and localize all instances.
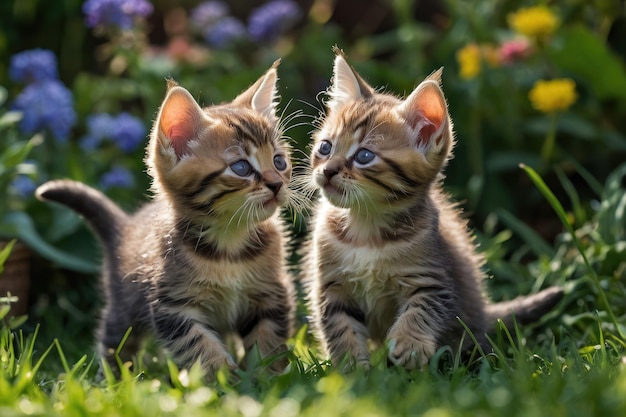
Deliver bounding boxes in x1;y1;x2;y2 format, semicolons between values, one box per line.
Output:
317;283;370;369
152;307;236;376
239;285;293;373
387;287;453;369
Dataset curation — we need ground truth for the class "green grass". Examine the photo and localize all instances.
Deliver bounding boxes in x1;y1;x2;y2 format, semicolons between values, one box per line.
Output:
2;163;626;416
1;322;625;417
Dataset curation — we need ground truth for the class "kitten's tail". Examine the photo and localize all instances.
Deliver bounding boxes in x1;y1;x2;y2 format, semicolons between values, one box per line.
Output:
36;180;128;252
485;286;564;329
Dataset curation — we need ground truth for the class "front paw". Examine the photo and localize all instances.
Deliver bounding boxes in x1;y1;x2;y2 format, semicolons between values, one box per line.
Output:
387;333;436;370
333;352;371;373
199;353;238;381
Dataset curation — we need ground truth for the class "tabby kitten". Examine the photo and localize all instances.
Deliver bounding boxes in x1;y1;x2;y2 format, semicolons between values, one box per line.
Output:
304;49;563;370
36;61;296;377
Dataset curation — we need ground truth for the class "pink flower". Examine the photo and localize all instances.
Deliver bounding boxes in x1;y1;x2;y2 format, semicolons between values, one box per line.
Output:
499;39;532;64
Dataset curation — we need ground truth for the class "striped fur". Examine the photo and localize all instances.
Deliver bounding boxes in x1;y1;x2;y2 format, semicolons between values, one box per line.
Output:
36;62;296;378
304;49;563;370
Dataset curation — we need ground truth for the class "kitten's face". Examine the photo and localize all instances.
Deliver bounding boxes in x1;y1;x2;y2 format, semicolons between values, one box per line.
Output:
148;62;292;227
312;52;453;215
167;109;291;224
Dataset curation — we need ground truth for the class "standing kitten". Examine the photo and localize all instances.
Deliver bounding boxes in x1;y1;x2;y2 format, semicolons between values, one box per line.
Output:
36;61;296;377
304;49;563;370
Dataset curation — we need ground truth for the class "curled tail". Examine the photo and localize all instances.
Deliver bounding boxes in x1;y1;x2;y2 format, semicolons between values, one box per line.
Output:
36;180;128;254
486;286;564;329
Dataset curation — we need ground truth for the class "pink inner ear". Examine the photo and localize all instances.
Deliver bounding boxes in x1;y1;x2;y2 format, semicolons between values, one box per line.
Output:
159;92;199;157
404;83;446;145
419;93;445;130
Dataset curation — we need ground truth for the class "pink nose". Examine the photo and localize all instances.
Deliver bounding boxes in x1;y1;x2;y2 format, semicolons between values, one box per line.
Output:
323;168;338;181
267;181;283;195
262;170;283;195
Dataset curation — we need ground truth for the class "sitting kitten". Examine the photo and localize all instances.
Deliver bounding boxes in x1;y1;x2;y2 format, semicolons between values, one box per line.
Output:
304;49;563;370
37;61;296;377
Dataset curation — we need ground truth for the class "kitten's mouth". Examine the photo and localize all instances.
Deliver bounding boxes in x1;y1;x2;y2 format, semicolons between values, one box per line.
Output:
263;195;282;208
322;182;342;196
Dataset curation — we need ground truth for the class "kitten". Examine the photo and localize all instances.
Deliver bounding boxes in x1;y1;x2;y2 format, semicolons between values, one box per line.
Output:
36;61;297;377
304;49;563;370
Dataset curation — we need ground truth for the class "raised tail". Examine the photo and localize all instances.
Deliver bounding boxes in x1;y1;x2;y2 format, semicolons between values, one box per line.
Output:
485;286;564;329
36;180;128;253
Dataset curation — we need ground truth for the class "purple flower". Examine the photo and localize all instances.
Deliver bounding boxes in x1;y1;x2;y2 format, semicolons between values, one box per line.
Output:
100;165;135;189
81;112;145;153
204;17;247;48
9;49;59;85
12;80;77;142
10;175;37;198
83;0;154;29
110;112;146;152
190;1;229;29
248;0;301;42
80;113;116;150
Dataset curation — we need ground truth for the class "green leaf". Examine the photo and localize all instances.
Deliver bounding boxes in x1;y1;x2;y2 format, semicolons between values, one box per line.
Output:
0;111;23;130
520;163;623;338
486;152;542;173
44;205;84;242
0;239;16;273
554;167;585;226
549;25;626;100
0;212;99;273
496;209;555;258
0;134;42;172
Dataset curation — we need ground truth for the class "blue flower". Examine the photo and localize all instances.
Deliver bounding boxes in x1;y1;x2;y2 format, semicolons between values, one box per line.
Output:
80;113;116;150
81;112;145;153
111;112;146;153
12;80;77;142
248;0;301;42
100;165;135;189
9;49;59;85
83;0;154;29
190;1;229;29
204;17;247;48
10;175;37;198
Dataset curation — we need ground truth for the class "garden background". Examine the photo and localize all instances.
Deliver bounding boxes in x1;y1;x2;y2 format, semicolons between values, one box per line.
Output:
1;0;626;415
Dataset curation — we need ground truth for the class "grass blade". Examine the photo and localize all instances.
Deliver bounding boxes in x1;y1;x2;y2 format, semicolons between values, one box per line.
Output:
497;209;555;257
519;163;623;339
554;166;585;227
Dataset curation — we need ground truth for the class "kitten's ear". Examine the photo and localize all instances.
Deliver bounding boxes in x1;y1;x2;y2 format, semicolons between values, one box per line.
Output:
327;47;374;112
233;59;280;124
156;86;206;158
397;68;451;153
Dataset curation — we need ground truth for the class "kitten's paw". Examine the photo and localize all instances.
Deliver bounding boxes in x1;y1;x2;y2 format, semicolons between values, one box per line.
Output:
387;335;436;370
200;352;238;378
328;349;370;373
345;355;370;373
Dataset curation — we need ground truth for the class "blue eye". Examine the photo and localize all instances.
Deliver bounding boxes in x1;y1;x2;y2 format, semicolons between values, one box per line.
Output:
354;148;375;165
318;140;332;156
274;154;287;171
230;160;252;177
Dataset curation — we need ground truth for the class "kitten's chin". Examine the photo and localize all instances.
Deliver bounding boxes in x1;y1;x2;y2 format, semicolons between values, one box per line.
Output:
258;194;286;219
320;186;351;209
262;197;280;212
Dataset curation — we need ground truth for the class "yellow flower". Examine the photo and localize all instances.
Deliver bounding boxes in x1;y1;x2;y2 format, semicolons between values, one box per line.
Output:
528;78;577;113
508;6;559;39
456;44;481;79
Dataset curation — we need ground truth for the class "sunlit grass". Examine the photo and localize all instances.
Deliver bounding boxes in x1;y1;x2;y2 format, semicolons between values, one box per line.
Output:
2;164;626;416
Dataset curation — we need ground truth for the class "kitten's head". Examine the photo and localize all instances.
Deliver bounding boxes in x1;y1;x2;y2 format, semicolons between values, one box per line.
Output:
311;49;454;215
147;60;293;228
